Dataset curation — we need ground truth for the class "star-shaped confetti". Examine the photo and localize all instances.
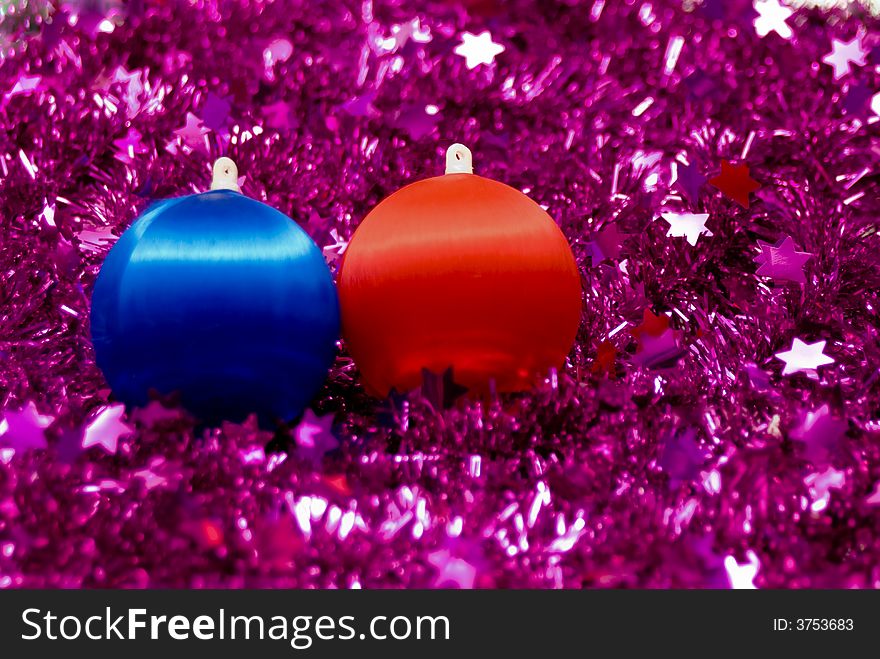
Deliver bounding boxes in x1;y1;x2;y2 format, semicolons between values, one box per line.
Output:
341;90;379;118
631;309;670;341
753;0;792;40
589;223;626;261
428;549;477;589
130;400;185;426
744;363;771;391
454;30;504;69
674;160;706;205
804;466;845;512
633;328;685;369
630;310;684;369
658;427;709;489
297;210;328;245
173;112;209;148
109;66;144;115
252;510;302;565
294;410;339;464
821;36;866;80
113;128;148;162
0;402;54;453
322;228;348;265
724;550;760;589
262;100;293;130
688;534;729;588
81;403;133;455
134;459;170;490
76;225;118;253
54;426;87;463
774;338;835;376
684;69;721;101
201;92;231;132
394;103;440;140
701;0;726;21
660;212;713;246
4;74;42;99
842;83;873;116
390;17;432;50
708;161;761;209
421;367;468;410
754;235;811;284
591;340;618;376
263;38;293;69
790;405;846;466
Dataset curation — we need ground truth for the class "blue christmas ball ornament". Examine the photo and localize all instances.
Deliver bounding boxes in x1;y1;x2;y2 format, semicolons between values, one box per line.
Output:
90;158;339;425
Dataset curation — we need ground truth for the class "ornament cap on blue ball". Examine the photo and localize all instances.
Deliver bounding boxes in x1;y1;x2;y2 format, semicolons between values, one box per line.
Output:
90;157;340;426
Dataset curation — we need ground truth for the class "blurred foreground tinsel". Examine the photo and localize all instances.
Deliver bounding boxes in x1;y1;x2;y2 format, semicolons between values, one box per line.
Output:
1;0;879;588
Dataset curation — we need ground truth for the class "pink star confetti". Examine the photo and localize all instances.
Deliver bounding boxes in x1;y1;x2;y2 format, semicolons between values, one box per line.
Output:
201;92;231;132
263;38;293;69
81;404;134;455
322;228;348;265
173;112;210;148
76;225;118;253
754;235;812;284
790;405;847;466
804;467;846;512
394;103;440;140
130;400;185;426
589;223;627;262
262;100;293;130
454;30;505;69
134;465;169;490
660;212;713;246
0;402;54;453
389;17;432;50
341;91;379;118
633;328;685;369
724;550;760;589
843;83;873;116
110;66;144;115
294;410;339;464
252;511;302;566
658;428;709;489
774;338;835;376
428;549;477;589
821;36;867;80
674;160;707;206
4;74;42;99
113;128;148;162
2;0;879;592
753;0;793;40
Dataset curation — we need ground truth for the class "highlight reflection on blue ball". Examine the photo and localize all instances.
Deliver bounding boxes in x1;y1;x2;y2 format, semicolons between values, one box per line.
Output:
90;183;339;426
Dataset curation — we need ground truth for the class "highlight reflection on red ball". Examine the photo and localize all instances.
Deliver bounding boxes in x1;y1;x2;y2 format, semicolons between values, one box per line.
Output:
338;145;582;397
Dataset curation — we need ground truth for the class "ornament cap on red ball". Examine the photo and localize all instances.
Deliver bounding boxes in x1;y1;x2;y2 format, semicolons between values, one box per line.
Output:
338;143;583;397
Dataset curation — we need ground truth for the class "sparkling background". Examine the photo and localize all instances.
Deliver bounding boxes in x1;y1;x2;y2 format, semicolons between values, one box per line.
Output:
1;0;879;588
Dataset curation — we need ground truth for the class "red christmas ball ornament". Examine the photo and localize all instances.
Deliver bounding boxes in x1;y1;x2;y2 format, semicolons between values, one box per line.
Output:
338;144;582;397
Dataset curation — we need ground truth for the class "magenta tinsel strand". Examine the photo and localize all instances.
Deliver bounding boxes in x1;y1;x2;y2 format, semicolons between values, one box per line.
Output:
0;0;879;588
